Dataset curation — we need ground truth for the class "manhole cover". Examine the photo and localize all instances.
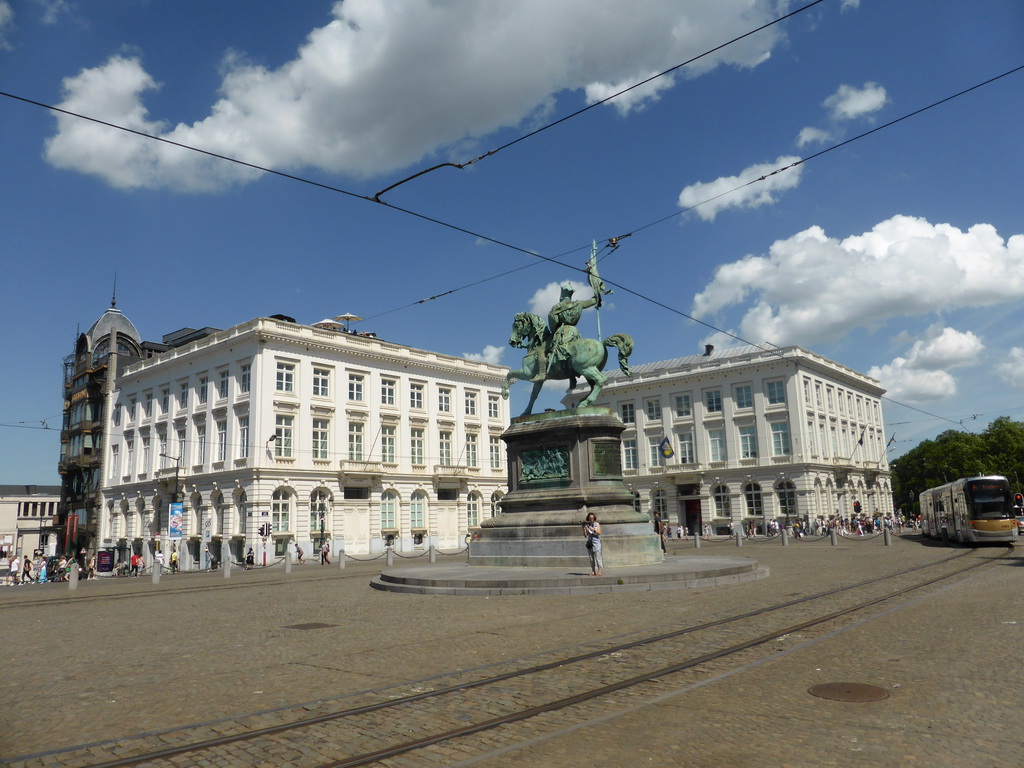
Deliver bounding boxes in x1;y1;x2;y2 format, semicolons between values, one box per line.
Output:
284;622;338;631
808;682;889;702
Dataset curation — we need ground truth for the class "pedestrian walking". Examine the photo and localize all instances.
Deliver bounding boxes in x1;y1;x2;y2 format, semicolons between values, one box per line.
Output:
245;548;255;569
169;547;179;573
295;543;305;564
320;540;330;565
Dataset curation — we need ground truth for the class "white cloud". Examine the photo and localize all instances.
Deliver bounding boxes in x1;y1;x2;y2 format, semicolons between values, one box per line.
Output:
36;0;70;25
996;347;1024;389
463;344;505;365
869;326;984;402
796;126;830;147
43;0;787;191
677;155;804;221
823;82;887;121
868;360;957;403
840;0;861;10
0;1;14;50
691;215;1024;347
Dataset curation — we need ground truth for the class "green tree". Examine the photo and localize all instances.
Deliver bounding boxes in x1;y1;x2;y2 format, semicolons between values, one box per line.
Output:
891;418;1024;514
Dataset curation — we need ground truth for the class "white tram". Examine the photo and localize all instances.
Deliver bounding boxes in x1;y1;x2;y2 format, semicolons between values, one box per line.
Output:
920;475;1018;545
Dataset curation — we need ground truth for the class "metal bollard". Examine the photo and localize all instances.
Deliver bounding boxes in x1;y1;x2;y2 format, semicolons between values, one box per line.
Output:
222;542;231;579
386;546;394;567
693;533;701;549
429;544;437;563
883;528;891;546
152;560;160;584
781;529;789;547
830;528;838;546
338;549;345;569
735;532;743;547
285;552;293;573
69;562;79;591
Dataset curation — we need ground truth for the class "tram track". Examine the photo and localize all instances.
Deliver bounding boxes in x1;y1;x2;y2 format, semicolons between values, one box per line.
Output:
15;546;1010;768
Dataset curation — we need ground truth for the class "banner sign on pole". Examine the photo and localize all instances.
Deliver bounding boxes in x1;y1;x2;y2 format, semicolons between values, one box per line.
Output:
169;502;184;540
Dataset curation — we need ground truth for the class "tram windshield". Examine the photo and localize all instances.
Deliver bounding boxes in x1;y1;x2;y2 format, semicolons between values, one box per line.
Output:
964;480;1012;519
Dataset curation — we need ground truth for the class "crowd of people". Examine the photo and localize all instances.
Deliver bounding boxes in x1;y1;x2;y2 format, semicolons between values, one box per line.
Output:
3;552;97;585
651;513;921;544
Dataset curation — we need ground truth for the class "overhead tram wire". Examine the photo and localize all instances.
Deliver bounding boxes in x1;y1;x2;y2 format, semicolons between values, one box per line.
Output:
3;66;1021;376
370;0;830;201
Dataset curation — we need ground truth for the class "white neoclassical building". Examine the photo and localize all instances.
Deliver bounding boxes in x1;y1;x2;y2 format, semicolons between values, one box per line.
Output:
99;316;509;568
566;345;893;534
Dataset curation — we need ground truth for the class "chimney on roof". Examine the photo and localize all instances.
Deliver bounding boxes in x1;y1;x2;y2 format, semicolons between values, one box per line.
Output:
704;344;714;356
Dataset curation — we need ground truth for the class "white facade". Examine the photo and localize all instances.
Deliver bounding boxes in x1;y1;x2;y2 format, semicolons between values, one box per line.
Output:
0;486;61;559
100;317;509;568
566;345;893;534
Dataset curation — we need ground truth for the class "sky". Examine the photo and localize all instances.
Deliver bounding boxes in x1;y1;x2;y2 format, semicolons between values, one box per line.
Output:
1;0;1022;484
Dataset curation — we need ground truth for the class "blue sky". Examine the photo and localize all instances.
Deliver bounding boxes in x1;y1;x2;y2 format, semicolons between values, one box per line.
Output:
2;0;1022;483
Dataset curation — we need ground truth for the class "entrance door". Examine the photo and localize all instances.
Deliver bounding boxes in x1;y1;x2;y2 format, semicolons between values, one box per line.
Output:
684;499;702;537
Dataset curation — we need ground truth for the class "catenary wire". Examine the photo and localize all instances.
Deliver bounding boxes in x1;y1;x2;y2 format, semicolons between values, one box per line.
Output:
370;0;829;200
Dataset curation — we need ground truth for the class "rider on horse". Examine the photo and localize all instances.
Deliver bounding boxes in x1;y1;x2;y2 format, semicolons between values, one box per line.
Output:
542;285;598;380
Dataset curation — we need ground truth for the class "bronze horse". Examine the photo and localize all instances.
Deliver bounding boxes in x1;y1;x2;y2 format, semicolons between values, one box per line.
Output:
501;312;633;415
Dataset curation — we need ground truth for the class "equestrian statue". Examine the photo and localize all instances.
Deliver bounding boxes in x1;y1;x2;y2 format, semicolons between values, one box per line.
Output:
501;249;633;415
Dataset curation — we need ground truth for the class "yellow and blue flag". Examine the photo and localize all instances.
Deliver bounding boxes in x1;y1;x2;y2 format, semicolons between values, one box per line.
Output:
659;436;674;459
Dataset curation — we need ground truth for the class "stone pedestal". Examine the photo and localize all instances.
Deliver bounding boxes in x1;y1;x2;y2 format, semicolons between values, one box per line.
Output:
470;407;663;568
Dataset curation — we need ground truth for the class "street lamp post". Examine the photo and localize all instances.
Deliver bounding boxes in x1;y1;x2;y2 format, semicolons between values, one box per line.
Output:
159;453;181;569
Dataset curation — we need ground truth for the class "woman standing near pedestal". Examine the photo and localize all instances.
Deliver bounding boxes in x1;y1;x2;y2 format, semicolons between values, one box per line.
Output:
582;512;603;576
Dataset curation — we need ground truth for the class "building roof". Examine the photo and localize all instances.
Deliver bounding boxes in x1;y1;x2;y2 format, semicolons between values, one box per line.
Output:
0;485;61;497
83;305;142;352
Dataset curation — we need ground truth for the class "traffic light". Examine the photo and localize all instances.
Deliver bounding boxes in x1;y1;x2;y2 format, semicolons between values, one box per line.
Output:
1014;493;1023;508
258;523;271;537
853;500;862;515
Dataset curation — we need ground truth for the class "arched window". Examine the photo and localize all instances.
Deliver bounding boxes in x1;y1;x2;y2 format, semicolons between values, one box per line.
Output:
190;493;203;536
272;488;291;532
380;491;397;530
490;491;503;518
211;491;225;536
410;491;427;529
776;481;797;519
713;484;731;516
744;483;763;516
467;492;481;527
310;489;331;540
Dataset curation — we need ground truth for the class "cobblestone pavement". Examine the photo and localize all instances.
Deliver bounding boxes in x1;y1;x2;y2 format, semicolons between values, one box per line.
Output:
1;535;1021;767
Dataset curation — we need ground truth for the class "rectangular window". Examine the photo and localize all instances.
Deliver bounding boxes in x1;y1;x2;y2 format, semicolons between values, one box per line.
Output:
158;433;167;467
312;367;330;397
705;390;722;413
176;429;186;462
312;418;329;460
216;421;227;462
196;424;206;464
410;495;424;529
198;377;208;405
276;362;295;393
465;391;477;416
410;428;424;465
409;382;424;409
465;434;478;467
274;415;293;458
623;439;638;470
128;398;136;421
110;444;120;480
113;403;121;427
141;436;151;474
218;370;229;399
240;364;251;394
238;415;250;459
272;496;290;533
179;382;189;409
381;425;396;463
488;395;500;419
620;402;635;424
649;437;665;467
381;378;396;405
678;431;694;463
490;436;502;469
767;380;786;405
438;387;451;412
467;496;479;527
734;385;752;409
708;429;725;462
645;399;662;421
144;393;152;417
348;423;363;461
439;431;453;465
380;494;397;529
739;424;758;459
161;388;169;413
772;421;792;456
674;394;692;417
348;374;364;401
